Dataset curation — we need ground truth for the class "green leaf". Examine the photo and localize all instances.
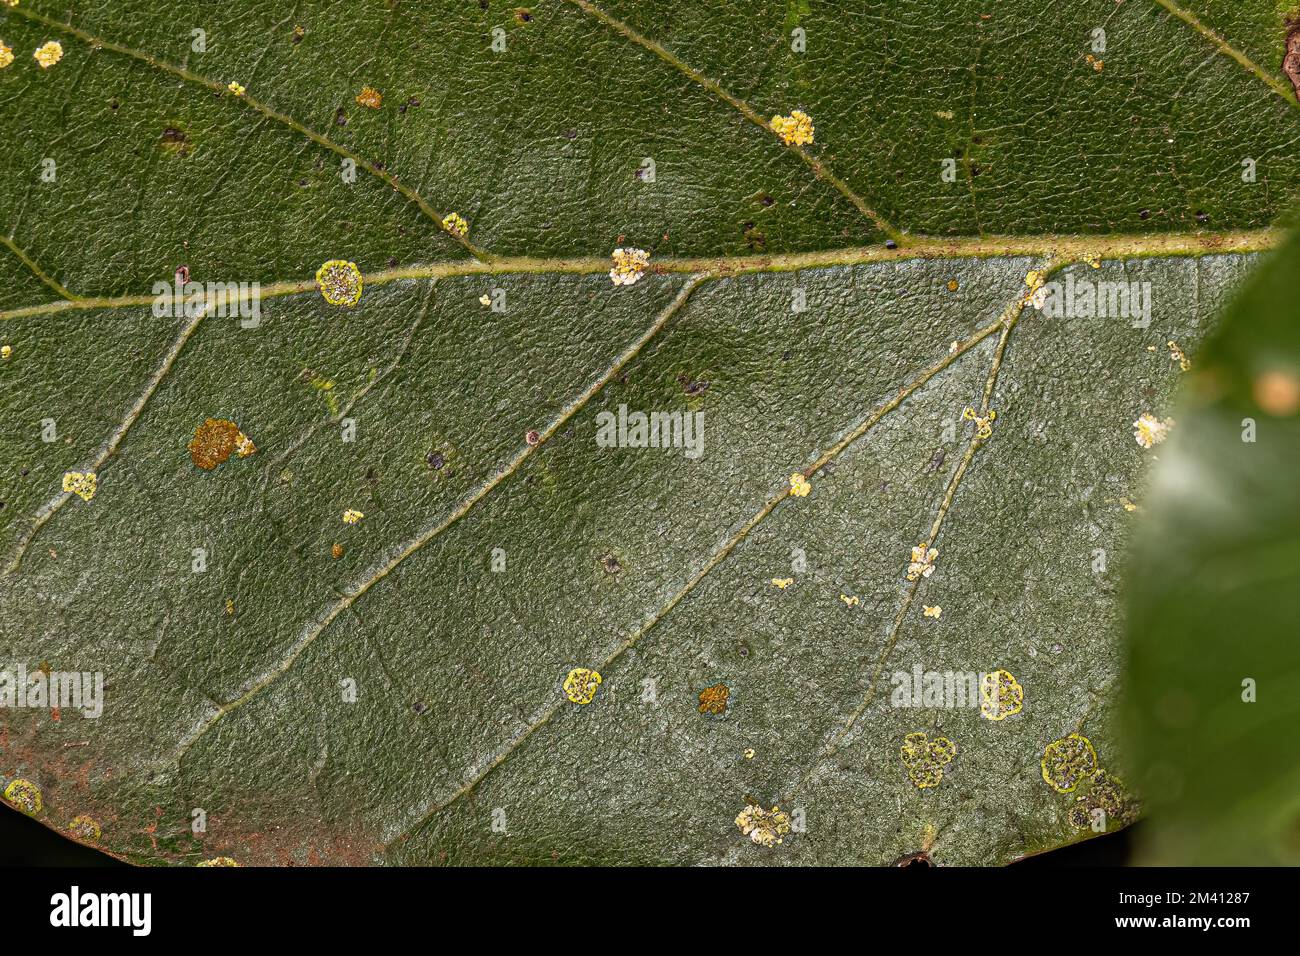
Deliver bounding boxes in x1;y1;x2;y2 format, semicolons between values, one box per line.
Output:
1126;228;1300;866
0;0;1292;864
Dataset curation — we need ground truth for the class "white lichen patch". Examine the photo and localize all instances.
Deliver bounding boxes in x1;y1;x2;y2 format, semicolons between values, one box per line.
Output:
1133;412;1172;448
609;247;649;286
735;804;791;847
906;544;937;581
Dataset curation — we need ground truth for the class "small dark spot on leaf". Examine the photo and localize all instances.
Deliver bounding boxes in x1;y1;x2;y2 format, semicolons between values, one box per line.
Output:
515;8;533;23
1139;208;1151;220
334;107;348;126
412;700;428;715
525;429;541;446
426;452;444;470
885;239;898;250
896;852;932;868
386;257;398;268
601;554;622;574
1195;210;1209;224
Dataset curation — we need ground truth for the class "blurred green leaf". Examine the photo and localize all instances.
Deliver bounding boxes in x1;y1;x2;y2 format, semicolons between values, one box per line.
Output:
1127;229;1300;865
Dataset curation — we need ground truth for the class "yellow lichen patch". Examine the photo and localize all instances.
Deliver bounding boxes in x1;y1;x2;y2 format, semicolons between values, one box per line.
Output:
1133;412;1172;449
331;542;344;560
1120;497;1139;513
698;683;729;715
33;41;63;68
899;732;957;789
187;418;255;470
68;815;101;842
1085;53;1104;72
770;577;793;590
609;247;650;286
441;212;469;239
769;110;814;146
1;344;11;359
478;294;491;307
906;544;937;581
788;472;811;497
1085;256;1101;269
562;667;602;705
0;42;14;70
963;405;997;439
227;80;245;96
1041;733;1098;793
839;594;859;607
946;279;959;292
316;259;363;307
923;605;942;619
735;804;791;847
979;669;1024;721
196;857;241;867
3;778;42;814
743;748;755;759
1067;770;1139;830
342;509;364;525
355;86;383;109
61;471;96;502
1167;340;1191;372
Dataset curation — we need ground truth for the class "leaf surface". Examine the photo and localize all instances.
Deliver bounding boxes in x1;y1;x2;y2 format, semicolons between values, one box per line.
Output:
0;0;1292;864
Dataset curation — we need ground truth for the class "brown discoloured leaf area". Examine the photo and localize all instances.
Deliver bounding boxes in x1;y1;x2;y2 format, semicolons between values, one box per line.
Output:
1285;21;1300;96
187;418;255;470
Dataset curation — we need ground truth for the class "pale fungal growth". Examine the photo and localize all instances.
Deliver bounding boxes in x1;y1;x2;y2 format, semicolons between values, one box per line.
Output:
62;471;96;502
979;669;1024;721
770;109;814;146
735;804;791;847
923;605;942;619
33;41;63;69
3;778;42;814
562;667;602;705
788;472;811;497
1167;340;1191;372
227;80;245;96
316;259;363;306
1029;284;1049;310
0;41;14;70
609;247;649;286
196;857;241;867
342;509;364;524
1133;412;1172;448
771;577;793;590
1041;733;1098;793
441;212;469;238
906;544;937;581
899;732;957;789
478;294;491;307
839;594;859;607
